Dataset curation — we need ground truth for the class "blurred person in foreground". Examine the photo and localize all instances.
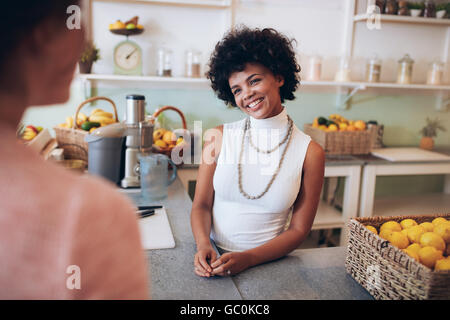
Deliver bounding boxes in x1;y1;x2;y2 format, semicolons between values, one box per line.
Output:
0;1;149;299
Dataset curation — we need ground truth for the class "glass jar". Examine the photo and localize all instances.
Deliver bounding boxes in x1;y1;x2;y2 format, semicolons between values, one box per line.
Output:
384;0;398;14
398;0;409;15
366;56;381;83
375;0;386;13
423;0;436;17
397;54;414;84
335;56;351;82
305;55;322;81
185;50;201;78
157;47;173;77
427;61;444;85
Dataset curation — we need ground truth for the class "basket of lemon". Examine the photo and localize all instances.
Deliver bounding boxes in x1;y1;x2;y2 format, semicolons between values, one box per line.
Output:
304;114;374;155
151;106;189;162
346;214;450;300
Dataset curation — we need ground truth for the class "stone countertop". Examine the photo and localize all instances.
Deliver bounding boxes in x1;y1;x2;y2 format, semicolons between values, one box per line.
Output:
121;178;373;300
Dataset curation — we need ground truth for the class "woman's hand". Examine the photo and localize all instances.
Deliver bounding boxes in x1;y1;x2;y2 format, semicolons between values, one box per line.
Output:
210;251;252;276
194;245;218;277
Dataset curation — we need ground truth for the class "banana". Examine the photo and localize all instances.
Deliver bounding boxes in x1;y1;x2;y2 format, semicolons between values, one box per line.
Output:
90;108;104;116
66;116;74;128
92;111;114;119
89;115;116;126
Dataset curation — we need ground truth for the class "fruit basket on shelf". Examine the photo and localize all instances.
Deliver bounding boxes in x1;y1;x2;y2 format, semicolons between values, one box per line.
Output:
346;214;450;300
304;114;377;155
151;106;190;162
53;96;119;162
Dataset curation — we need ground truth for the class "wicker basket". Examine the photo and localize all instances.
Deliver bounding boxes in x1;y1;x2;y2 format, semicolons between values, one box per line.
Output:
54;96;118;161
152;106;188;159
304;124;373;155
346;214;450;300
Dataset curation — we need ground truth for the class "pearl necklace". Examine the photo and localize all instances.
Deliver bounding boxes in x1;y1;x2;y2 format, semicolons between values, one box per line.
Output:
238;115;294;200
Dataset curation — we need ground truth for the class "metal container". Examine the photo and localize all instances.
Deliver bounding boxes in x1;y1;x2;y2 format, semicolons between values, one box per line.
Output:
125;94;146;147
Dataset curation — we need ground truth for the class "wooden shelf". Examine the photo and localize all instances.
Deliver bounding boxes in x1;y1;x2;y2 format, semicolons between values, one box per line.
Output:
311;201;344;230
93;0;231;9
354;13;450;26
372;193;450;217
78;74;450;91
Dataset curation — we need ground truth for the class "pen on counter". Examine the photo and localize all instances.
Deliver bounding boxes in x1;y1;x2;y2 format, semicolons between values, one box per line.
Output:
137;205;163;210
137;209;155;218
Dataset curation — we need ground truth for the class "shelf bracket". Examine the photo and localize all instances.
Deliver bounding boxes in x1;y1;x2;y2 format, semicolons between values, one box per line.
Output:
82;78;97;100
335;84;366;110
435;91;450;112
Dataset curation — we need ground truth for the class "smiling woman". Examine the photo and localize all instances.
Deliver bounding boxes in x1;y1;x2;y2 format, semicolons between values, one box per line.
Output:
191;26;325;278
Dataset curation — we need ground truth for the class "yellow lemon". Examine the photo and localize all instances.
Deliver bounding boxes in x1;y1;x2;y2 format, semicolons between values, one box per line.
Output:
354;120;366;131
401;229;408;237
419;232;446;252
403;249;420;261
418;246;444;269
400;219;418;230
366;225;378;235
380;221;402;234
419;222;434;233
433;223;450;244
379;228;394;240
389;231;410;249
338;123;348;131
154;139;168;148
406;243;422;255
162;131;176;144
435;257;450;271
176;137;184;146
406;225;426;244
153;128;166;141
326;124;338;132
432;217;448;227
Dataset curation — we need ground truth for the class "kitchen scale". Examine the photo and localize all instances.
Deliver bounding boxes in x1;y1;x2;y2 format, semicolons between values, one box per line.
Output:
110;27;144;76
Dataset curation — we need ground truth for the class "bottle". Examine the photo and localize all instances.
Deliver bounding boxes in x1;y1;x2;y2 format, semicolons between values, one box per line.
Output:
398;0;408;15
397;54;414;84
305;55;322;81
423;0;436;17
335;56;351;82
366;55;381;83
384;0;398;14
157;47;173;77
185;50;201;78
427;60;444;85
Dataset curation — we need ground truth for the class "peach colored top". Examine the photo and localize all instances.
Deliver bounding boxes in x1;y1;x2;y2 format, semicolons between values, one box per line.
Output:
0;127;149;299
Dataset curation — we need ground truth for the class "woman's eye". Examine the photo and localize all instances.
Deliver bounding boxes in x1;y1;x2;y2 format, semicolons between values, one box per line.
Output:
250;78;260;85
233;88;241;95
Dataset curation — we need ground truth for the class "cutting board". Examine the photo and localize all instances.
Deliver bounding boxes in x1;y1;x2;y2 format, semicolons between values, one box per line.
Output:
371;148;450;162
138;207;176;250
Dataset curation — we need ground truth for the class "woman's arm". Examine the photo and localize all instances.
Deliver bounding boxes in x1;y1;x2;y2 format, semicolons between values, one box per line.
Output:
211;141;325;276
191;125;223;277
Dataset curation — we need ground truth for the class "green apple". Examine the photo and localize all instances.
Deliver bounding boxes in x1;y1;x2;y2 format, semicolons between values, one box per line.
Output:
126;23;136;29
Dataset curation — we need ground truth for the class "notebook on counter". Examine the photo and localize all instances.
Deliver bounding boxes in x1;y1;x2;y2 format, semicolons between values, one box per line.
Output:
138;206;176;250
371;148;450;162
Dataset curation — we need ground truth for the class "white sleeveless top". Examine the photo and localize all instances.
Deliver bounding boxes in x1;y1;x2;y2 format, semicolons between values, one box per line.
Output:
211;108;312;252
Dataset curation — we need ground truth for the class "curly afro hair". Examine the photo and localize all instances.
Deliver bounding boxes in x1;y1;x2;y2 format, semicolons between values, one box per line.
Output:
206;26;301;108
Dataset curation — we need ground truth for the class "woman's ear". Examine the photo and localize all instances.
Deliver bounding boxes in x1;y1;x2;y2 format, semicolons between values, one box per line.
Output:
275;75;284;87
